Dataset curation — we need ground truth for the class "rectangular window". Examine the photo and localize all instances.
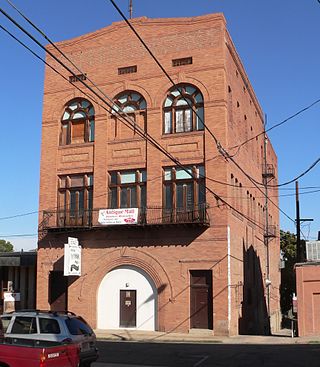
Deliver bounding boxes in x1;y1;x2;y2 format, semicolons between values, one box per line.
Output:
58;173;93;227
39;318;60;334
89;119;95;142
60;124;69;145
196;107;204;130
11;317;37;334
109;169;146;209
185;109;192;132
163;165;205;221
118;65;137;75
69;74;87;83
164;111;172;134
72;121;85;143
175;110;184;132
172;57;193;67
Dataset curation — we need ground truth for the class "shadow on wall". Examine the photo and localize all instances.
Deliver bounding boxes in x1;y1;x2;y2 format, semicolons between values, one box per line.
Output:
238;244;270;335
48;256;78;311
38;226;208;249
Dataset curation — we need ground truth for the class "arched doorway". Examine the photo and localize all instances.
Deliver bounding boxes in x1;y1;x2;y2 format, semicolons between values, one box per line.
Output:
97;265;157;330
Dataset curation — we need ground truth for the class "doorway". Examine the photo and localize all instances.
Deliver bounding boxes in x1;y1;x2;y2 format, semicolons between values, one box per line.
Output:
190;270;213;329
97;265;157;330
49;271;68;311
120;290;136;327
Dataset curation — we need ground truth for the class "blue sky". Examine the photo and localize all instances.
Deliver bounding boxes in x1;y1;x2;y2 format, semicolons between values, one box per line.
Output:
0;0;319;251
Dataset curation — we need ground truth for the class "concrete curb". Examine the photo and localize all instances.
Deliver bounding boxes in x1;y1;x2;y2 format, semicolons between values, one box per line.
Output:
95;329;320;345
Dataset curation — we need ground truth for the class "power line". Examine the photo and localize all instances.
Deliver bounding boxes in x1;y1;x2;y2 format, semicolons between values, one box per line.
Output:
267;157;320;188
6;0;315;239
106;0;302;229
0;210;38;221
0;233;37;238
0;5;289;234
0;5;285;235
230;97;320;155
107;0;225;152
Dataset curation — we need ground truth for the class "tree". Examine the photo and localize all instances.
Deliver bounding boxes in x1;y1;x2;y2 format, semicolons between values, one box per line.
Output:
0;239;14;252
280;230;298;315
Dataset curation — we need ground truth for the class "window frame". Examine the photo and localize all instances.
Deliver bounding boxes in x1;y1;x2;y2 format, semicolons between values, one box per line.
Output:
163;165;205;211
60;99;95;146
163;85;204;134
111;91;147;138
57;173;93;226
108;169;146;209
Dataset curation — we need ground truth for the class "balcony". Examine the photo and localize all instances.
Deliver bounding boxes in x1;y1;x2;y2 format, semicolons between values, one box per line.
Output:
40;205;210;232
264;225;277;239
262;164;275;179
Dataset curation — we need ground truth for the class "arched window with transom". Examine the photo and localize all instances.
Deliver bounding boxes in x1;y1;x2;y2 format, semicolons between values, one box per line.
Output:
60;99;95;145
111;91;147;139
163;85;204;134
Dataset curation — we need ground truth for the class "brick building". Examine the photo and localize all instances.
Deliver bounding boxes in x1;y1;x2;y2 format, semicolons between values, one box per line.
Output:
37;13;280;336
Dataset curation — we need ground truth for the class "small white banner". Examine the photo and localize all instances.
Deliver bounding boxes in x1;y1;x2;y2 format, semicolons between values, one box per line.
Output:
98;208;139;225
64;242;81;276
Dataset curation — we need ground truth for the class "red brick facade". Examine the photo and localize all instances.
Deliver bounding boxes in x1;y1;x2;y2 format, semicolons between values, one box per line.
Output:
296;263;320;336
37;13;280;335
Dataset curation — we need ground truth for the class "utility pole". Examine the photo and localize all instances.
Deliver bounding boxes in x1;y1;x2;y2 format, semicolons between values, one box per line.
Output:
129;0;133;19
295;181;301;263
295;180;313;263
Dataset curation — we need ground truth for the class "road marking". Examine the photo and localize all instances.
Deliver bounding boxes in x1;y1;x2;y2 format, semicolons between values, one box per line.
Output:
193;354;209;367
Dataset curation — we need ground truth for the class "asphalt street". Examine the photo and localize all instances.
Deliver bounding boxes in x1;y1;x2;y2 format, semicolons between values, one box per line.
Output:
92;340;320;367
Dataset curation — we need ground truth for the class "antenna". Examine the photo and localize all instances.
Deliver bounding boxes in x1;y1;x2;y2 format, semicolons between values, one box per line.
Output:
129;0;133;19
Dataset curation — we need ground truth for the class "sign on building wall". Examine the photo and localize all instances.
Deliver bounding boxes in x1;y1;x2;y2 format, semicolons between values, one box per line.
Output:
64;237;81;276
3;292;20;313
98;208;139;225
4;292;20;302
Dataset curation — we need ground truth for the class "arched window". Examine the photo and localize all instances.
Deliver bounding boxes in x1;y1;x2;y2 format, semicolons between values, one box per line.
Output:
112;91;147;113
163;85;204;134
111;91;147;138
60;99;95;145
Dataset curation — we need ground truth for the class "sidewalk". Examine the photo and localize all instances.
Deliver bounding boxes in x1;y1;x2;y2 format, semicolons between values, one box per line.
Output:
95;328;320;345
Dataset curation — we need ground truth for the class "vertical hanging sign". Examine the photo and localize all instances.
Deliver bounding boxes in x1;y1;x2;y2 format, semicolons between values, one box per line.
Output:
64;237;81;276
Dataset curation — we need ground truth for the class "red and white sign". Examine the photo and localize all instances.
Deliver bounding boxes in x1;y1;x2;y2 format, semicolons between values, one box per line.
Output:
98;208;139;225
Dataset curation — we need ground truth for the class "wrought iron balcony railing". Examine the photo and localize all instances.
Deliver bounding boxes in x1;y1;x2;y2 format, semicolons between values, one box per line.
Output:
262;164;275;179
264;225;277;238
40;205;209;231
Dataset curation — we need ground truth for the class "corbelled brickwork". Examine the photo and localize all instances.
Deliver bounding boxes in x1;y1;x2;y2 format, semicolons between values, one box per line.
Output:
37;13;280;336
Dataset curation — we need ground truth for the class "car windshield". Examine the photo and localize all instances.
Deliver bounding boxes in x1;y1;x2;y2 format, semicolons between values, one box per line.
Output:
65;317;93;336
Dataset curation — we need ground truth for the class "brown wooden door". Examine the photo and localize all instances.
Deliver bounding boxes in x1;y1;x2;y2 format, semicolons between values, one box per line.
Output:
120;290;136;327
190;270;213;329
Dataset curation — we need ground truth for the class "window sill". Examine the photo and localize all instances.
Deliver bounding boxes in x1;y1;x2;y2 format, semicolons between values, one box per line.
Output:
107;137;146;144
161;130;204;139
59;142;94;150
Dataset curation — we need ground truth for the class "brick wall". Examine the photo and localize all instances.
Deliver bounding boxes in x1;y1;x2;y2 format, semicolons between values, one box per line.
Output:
37;13;280;336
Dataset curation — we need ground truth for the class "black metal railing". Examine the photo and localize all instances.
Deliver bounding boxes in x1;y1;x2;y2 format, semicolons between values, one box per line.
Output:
41;204;209;230
262;164;275;179
264;225;277;238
